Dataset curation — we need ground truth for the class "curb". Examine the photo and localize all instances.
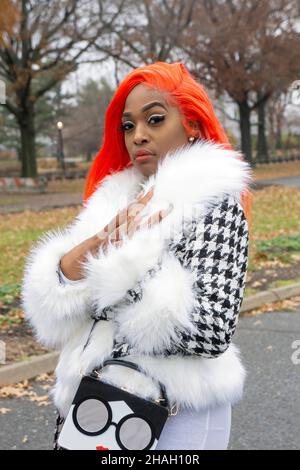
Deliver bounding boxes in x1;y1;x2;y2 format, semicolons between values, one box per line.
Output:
240;282;300;313
0;282;300;387
0;352;59;387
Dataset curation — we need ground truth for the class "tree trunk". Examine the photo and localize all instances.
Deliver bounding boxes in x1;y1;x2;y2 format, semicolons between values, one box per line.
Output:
86;150;92;162
238;100;253;165
267;103;276;157
19;106;37;177
275;113;283;149
256;99;269;163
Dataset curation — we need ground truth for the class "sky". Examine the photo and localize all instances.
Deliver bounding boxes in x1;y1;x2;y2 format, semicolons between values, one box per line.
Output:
61;60;117;97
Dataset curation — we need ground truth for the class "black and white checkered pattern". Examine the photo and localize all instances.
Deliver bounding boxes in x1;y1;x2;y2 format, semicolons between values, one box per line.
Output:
163;195;249;357
110;195;249;359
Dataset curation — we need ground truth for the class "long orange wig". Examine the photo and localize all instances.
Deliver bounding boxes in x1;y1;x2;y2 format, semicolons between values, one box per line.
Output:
83;61;253;230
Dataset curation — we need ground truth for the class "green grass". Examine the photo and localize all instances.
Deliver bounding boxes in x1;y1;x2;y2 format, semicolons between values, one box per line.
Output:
0;283;21;304
0;312;23;328
0;195;28;206
0;206;80;285
254;234;300;263
0;228;49;283
269;276;300;289
244;287;259;297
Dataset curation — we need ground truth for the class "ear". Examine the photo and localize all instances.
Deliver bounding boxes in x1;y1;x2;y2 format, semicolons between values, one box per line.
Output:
188;120;200;130
188;120;201;137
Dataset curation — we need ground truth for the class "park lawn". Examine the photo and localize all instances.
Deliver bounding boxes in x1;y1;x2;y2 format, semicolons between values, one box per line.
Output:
0;184;299;294
244;185;300;295
0;206;81;285
249;185;300;250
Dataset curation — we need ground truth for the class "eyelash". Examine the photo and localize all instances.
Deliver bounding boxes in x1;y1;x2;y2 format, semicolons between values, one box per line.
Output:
119;114;165;132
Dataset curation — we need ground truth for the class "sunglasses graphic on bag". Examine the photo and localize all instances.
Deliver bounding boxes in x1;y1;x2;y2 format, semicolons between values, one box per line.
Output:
57;358;179;450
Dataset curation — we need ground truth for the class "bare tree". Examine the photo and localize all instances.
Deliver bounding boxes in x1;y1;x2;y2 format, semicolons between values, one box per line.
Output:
62;78;115;161
181;0;300;163
89;0;300;164
93;0;197;80
0;0;125;177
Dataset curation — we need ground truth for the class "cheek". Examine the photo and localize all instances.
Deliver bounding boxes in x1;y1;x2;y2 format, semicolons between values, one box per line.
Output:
124;135;132;154
162;120;187;145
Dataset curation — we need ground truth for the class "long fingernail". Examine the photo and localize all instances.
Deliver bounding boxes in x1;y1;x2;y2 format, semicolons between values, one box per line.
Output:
164;204;173;213
161;206;173;217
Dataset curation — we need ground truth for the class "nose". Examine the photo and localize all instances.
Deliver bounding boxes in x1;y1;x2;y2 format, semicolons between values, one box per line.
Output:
133;123;149;145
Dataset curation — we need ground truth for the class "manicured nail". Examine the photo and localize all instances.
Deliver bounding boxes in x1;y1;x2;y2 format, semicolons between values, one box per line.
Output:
135;214;142;223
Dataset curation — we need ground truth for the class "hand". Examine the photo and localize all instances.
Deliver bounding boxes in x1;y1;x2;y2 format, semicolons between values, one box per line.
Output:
60;186;173;280
96;186;173;250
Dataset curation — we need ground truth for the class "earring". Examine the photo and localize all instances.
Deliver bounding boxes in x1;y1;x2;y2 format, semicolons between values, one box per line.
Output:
188;136;195;142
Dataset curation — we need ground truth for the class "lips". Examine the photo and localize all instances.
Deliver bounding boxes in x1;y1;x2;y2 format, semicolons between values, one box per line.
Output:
135;154;153;162
134;149;155;161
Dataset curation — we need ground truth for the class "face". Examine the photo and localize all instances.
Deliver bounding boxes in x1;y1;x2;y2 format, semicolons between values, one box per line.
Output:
121;84;194;178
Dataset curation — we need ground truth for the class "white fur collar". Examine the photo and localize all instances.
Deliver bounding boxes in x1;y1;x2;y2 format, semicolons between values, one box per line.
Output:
138;139;252;207
83;139;252;234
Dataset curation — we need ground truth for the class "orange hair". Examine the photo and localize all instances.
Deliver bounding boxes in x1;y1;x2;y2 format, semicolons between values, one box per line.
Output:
83;61;253;231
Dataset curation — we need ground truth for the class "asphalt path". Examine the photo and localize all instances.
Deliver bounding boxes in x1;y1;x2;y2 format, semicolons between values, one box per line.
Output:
0;309;299;450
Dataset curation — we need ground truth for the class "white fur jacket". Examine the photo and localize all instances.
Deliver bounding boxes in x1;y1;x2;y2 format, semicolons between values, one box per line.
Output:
21;140;252;419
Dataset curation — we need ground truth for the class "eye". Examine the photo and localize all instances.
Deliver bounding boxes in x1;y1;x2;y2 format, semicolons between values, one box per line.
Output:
148;114;165;125
120;114;165;132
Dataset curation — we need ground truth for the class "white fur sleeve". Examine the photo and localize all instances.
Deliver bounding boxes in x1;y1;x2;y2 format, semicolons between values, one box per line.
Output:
21;226;94;350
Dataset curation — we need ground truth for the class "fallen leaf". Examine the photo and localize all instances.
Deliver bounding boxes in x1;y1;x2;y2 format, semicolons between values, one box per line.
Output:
0;408;11;414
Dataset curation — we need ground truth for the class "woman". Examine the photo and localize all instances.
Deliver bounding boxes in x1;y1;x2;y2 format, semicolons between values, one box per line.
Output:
21;61;253;450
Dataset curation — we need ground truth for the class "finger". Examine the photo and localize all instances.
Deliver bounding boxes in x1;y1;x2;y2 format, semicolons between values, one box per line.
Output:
127;215;143;238
95;226;110;242
104;186;155;237
112;240;123;248
110;192;149;232
128;186;155;220
136;205;173;231
136;185;155;202
107;227;120;244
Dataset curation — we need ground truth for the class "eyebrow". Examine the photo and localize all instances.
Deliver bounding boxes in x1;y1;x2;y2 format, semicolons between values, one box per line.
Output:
122;101;168;118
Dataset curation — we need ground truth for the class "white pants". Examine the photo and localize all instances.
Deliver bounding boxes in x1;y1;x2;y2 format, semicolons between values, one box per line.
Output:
155;403;232;450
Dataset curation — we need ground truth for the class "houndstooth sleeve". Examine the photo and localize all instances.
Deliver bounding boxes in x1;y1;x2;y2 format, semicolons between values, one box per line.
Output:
161;195;249;358
107;194;249;360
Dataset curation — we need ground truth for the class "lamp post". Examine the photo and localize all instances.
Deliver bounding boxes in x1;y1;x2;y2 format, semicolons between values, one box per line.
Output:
56;121;66;176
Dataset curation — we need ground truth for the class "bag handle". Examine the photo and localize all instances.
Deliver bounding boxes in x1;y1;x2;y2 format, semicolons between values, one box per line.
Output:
83;321;179;416
92;358;172;412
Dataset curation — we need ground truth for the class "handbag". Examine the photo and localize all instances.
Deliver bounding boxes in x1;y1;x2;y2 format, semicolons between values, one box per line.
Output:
57;357;179;451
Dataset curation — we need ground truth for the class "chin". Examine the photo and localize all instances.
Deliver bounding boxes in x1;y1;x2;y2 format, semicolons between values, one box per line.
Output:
134;164;156;177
